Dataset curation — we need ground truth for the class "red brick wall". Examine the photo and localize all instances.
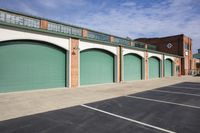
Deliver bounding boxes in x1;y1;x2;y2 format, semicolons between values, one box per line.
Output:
40;20;48;30
135;35;184;56
135;34;193;75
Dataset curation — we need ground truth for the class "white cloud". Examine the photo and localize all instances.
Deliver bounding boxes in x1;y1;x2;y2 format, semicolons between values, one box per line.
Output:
71;0;200;52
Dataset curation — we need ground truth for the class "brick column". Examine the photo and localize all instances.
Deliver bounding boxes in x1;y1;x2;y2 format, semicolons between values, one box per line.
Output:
70;38;79;88
110;36;114;43
40;20;48;30
82;29;88;38
144;51;148;80
117;46;121;82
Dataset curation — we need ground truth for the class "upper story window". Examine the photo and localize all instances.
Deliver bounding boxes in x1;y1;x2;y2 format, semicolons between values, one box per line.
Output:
87;31;110;42
0;11;40;28
184;43;189;50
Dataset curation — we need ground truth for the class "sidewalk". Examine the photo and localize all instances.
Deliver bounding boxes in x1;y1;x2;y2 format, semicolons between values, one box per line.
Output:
0;76;199;121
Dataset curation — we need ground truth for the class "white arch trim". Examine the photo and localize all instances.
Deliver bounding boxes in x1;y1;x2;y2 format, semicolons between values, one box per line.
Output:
0;28;69;50
164;55;175;62
148;52;163;60
123;48;144;58
79;41;118;55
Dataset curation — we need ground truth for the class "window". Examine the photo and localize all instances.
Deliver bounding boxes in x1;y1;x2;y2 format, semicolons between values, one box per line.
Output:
184;43;189;50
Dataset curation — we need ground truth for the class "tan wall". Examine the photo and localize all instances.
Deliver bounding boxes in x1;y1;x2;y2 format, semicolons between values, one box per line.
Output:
70;38;79;88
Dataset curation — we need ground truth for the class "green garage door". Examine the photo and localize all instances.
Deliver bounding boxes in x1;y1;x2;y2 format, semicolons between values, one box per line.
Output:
164;59;173;77
80;49;114;85
0;41;66;93
149;57;160;79
124;54;142;81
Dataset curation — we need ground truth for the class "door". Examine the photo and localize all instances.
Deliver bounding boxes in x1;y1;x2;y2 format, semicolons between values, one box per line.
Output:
80;49;114;85
124;54;142;81
0;41;66;92
165;59;173;77
148;57;160;79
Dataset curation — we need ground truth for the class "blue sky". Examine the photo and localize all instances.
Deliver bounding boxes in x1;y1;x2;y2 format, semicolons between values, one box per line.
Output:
0;0;200;52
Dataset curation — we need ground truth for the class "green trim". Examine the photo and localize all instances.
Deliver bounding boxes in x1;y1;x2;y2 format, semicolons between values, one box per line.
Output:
142;58;145;80
0;8;184;58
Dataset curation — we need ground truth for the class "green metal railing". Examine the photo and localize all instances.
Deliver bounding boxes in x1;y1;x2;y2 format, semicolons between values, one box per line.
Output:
133;41;145;48
114;37;130;45
147;44;157;50
0;8;156;51
0;10;40;29
47;22;82;36
87;30;110;42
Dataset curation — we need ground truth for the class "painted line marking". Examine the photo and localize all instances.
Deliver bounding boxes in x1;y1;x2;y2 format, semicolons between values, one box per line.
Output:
170;85;200;90
126;96;200;109
150;90;200;97
81;104;176;133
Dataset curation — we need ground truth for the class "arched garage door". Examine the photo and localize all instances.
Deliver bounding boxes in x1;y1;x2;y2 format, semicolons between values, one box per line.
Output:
164;59;173;77
124;54;142;81
0;41;66;93
148;57;160;79
80;49;114;85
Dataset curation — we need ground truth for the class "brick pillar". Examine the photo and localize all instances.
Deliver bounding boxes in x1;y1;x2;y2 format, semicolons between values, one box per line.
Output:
144;51;148;80
82;29;88;38
70;38;79;88
110;36;114;43
117;46;121;82
40;20;48;30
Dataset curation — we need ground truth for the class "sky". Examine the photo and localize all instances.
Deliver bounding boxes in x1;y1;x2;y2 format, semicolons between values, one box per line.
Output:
0;0;199;53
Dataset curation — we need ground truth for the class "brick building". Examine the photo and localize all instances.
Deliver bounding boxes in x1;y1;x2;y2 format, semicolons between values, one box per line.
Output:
135;34;193;75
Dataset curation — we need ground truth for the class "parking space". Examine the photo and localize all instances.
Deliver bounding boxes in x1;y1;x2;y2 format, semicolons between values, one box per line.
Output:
0;82;200;133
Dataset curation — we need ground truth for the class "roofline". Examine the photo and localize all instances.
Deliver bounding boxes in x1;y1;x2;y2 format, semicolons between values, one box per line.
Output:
135;34;192;40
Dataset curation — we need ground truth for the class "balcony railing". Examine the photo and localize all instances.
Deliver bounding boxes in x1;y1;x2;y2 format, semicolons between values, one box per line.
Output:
87;30;110;42
0;10;40;29
147;44;157;50
114;37;130;45
0;9;153;51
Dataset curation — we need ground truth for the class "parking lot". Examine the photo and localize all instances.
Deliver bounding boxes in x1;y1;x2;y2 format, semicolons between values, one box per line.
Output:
0;81;200;133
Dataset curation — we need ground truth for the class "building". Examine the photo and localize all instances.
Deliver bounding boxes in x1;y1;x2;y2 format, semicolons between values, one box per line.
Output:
135;34;193;75
0;8;182;93
193;49;200;73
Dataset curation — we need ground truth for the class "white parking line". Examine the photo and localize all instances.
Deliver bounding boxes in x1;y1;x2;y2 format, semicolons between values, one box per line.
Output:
150;90;200;97
126;96;200;109
170;85;200;90
81;104;176;133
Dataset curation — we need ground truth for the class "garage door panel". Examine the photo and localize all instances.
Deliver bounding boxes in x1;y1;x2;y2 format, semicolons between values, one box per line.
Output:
80;49;114;85
165;59;173;77
149;57;160;79
0;41;66;93
124;54;142;81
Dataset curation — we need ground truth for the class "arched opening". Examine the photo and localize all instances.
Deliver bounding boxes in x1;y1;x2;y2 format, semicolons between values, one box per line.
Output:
80;48;115;85
0;40;67;92
123;53;143;81
148;56;161;79
164;58;173;77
